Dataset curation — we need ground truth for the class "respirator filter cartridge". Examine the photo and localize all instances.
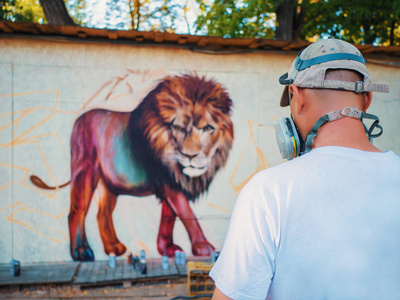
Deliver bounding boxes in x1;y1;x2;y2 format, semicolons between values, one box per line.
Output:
274;117;300;160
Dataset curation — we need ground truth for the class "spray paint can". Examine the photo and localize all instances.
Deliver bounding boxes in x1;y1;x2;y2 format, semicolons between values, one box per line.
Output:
174;251;186;265
180;251;186;265
161;255;169;270
140;249;146;260
108;253;117;269
127;253;133;265
174;251;180;265
10;259;20;276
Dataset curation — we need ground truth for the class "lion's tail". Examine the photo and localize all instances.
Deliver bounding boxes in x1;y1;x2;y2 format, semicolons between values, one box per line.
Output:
30;175;70;190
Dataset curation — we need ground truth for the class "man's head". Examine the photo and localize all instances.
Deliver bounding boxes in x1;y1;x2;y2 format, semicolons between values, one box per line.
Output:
279;38;389;107
288;69;372;140
274;39;389;160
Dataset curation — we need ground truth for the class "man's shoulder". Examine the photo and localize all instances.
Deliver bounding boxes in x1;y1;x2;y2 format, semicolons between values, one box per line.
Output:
252;152;315;181
240;154;313;199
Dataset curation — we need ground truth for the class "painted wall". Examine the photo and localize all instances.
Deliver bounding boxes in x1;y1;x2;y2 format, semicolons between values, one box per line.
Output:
1;37;399;263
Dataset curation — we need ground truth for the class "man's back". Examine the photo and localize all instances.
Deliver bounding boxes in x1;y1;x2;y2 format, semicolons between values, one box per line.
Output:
210;39;399;300
210;146;400;300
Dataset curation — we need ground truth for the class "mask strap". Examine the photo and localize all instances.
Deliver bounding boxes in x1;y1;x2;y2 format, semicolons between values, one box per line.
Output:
361;112;383;139
304;115;330;153
303;107;382;153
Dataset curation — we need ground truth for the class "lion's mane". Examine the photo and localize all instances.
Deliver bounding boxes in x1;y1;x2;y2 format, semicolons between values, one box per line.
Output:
128;74;234;200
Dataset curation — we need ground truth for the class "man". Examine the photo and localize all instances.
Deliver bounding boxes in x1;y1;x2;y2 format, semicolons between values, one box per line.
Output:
210;39;400;299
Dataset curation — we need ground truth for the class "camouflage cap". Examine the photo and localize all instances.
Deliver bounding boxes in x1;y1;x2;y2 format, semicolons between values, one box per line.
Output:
279;38;389;107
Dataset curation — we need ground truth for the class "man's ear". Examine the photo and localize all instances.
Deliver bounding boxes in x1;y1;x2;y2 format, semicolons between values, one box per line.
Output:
362;91;372;112
289;84;305;115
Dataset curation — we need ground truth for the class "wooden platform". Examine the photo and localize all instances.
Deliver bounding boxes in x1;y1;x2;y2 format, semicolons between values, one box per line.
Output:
0;257;207;289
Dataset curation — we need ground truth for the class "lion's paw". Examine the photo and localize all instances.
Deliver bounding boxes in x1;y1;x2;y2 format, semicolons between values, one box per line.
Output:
192;241;215;256
72;246;95;261
158;243;183;257
105;242;127;256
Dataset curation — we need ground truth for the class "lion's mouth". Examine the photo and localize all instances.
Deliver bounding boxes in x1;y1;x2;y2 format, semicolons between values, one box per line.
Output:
175;154;209;177
181;165;208;177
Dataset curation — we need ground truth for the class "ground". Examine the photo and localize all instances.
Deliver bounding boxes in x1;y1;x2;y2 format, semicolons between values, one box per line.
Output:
0;279;201;299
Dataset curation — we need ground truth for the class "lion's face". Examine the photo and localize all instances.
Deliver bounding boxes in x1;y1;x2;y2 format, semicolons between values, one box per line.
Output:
140;75;234;196
169;107;221;177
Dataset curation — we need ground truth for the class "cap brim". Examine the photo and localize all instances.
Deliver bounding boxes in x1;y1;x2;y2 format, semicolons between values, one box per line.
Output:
280;86;290;107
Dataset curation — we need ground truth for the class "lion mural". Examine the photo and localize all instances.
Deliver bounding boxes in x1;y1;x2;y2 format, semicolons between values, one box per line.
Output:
31;73;234;261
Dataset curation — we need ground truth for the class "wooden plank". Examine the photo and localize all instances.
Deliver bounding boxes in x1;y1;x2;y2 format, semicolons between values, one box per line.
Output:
83;261;101;284
0;262;79;286
0;258;207;287
74;261;95;284
114;259;124;280
94;261;108;283
151;258;162;277
143;259;154;278
104;263;115;282
176;263;187;276
163;258;177;277
151;258;179;278
122;260;135;280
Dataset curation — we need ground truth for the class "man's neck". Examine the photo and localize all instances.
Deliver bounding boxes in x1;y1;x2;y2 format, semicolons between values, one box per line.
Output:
311;118;382;152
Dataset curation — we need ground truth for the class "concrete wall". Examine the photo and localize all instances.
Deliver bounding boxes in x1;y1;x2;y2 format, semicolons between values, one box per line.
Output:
0;37;399;263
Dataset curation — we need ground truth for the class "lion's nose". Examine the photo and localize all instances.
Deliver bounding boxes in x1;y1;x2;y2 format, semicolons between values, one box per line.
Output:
179;150;198;160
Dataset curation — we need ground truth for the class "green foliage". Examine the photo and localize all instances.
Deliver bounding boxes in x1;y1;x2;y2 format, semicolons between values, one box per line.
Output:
2;0;399;45
302;0;400;45
1;0;44;23
195;0;275;38
196;0;400;45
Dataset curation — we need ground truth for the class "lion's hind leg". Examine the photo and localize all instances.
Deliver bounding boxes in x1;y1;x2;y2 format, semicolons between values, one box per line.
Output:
69;116;99;261
69;167;97;261
97;178;127;256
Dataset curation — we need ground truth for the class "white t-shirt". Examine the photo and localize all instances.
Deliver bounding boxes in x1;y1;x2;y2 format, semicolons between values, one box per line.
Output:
210;146;400;300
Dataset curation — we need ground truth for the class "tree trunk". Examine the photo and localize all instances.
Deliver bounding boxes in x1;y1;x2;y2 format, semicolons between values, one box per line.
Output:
275;0;294;40
390;19;395;46
133;0;141;30
39;0;75;26
292;2;306;41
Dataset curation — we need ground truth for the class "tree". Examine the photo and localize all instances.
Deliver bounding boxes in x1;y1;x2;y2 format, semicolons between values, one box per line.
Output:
0;0;45;23
105;0;193;32
302;0;400;46
195;0;275;38
195;0;308;39
195;0;400;45
0;0;87;26
39;0;75;25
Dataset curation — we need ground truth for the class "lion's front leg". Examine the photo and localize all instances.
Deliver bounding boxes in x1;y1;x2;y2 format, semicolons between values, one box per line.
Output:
161;185;215;256
157;201;183;257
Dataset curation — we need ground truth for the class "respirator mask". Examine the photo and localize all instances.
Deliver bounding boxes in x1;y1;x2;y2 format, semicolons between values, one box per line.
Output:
274;106;383;160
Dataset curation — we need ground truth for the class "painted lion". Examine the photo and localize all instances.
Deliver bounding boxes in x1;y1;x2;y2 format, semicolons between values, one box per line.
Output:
31;74;234;261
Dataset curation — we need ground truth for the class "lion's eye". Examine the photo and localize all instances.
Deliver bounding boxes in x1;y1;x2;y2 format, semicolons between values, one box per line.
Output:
202;125;215;133
172;124;185;134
